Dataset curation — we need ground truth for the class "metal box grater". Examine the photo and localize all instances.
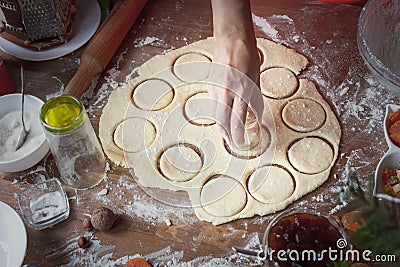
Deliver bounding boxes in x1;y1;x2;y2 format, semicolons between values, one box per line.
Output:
0;0;76;50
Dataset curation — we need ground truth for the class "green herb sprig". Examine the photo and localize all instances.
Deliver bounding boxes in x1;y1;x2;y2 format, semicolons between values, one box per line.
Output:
339;173;400;266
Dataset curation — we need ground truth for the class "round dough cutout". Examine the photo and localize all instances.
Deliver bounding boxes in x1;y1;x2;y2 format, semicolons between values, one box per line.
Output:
226;125;271;159
114;118;156;153
282;98;326;132
288;137;334;174
248;165;295;204
260;67;298;99
173;53;211;82
184;92;215;126
200;175;247;217
133;79;174;111
159;144;202;182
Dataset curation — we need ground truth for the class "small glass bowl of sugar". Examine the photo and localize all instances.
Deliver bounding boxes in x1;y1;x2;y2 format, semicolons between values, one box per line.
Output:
17;178;70;230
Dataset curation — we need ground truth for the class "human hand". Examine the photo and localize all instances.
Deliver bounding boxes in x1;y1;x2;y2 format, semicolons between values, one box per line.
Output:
207;38;264;148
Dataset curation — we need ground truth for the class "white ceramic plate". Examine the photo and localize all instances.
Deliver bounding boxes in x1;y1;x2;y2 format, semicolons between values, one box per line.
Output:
0;201;27;267
0;0;101;61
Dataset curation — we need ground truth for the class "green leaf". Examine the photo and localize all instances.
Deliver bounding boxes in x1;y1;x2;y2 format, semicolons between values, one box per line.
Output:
337;172;400;260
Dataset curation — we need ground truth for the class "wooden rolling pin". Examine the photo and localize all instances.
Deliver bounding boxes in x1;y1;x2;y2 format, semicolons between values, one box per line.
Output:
63;0;148;97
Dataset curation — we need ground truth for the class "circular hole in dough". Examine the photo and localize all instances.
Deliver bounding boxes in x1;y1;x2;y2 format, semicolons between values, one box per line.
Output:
173;53;211;82
200;175;247;217
225;124;271;159
175;122;218;173
159;144;203;182
288;137;334;174
248;165;295;204
256;47;264;66
113;118;156;153
132;79;174;111
282;98;326;133
260;67;298;99
224;108;260;151
183;92;216;126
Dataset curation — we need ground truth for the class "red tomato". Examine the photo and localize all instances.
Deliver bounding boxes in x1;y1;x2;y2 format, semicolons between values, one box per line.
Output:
382;168;396;184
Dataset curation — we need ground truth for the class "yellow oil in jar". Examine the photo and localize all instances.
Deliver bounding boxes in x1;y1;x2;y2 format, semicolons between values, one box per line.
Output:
44;101;80;127
40;95;83;132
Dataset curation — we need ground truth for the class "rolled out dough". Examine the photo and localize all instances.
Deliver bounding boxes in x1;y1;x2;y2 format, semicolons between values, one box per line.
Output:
99;37;341;225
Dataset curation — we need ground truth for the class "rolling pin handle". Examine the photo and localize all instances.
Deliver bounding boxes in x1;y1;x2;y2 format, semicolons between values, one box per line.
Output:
64;54;103;98
63;0;148;98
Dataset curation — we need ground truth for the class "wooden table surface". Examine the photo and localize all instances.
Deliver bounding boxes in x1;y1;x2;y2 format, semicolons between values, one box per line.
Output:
1;0;398;266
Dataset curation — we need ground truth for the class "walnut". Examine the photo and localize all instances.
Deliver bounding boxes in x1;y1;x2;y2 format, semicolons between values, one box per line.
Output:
82;218;93;230
77;236;90;248
91;207;115;231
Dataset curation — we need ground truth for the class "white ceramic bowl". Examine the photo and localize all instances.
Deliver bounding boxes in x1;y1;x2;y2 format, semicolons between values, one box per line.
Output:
374;104;400;203
0;93;49;172
357;0;400;94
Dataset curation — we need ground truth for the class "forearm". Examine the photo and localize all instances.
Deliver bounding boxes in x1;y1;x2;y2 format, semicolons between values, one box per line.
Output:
210;0;259;75
209;0;263;147
211;0;256;44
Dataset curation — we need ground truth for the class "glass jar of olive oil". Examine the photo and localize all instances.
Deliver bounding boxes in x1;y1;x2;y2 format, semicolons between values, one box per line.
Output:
40;95;105;189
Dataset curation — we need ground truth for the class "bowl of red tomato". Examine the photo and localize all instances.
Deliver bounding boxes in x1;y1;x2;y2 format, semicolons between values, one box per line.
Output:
374;104;400;203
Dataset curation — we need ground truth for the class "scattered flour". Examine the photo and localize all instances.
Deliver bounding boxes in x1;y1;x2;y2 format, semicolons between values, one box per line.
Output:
252;14;279;42
45;76;65;100
50;236;251;267
134;37;162;48
125;66;140;83
92;173;197;225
